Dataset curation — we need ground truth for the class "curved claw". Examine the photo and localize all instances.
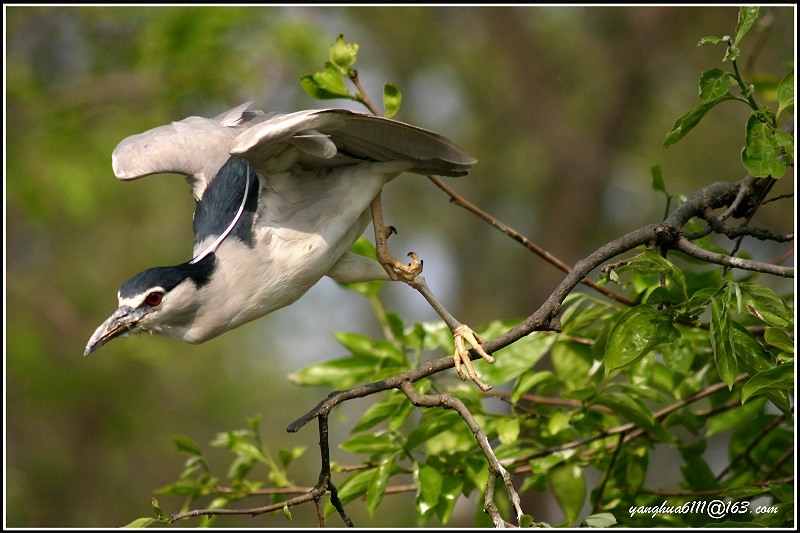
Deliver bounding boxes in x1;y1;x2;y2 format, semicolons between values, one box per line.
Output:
452;325;494;391
382;251;423;282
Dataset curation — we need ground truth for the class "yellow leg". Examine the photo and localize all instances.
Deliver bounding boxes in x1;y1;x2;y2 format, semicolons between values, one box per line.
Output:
370;191;495;391
370;191;423;282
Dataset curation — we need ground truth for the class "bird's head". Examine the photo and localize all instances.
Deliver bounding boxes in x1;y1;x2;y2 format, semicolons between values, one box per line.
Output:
84;254;216;356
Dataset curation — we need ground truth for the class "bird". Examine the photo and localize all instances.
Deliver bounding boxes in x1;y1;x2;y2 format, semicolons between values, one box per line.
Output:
85;102;495;387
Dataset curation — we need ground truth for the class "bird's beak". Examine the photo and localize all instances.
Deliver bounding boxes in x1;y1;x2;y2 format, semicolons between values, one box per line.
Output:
84;305;147;356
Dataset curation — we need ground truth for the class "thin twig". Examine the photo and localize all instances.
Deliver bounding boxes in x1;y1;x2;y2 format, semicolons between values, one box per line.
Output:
625;476;793;497
510;375;748;471
674;237;794;277
700;209;793;242
718;415;786;481
484;390;612;412
762;192;794;205
769;245;794;266
593;433;625;513
398;380;524;527
761;448;794;483
426;174;638;307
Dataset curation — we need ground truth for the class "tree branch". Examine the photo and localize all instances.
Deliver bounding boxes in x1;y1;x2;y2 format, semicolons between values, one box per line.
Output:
398;380;524;527
674;237;794;277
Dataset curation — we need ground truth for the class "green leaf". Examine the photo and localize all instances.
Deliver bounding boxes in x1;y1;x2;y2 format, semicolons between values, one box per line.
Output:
773;129;794;166
739;282;792;326
351;391;406;433
495;417;521;445
388;394;416;431
604;445;648;501
288;356;377;388
698;36;724;46
383;83;402;118
282;505;292;521
592;392;669;441
406;409;466;451
329;34;358;73
552;340;595;389
300;62;354;100
604;305;679;374
520;514;535;528
227;455;255;481
172;436;203;456
366;454;395;516
547;463;586;525
124;518;158;528
723;486;769;499
547;410;570;436
436;475;464;524
741;362;794;403
662;338;696;375
335;332;377;358
731;322;773;374
650;164;665;193
742;114;786;178
707;397;766;437
327;468;375;513
664;93;736;147
334;332;406;364
734;7;760;46
710;294;738;389
680;448;720;491
151;498;168;522
278;446;306;468
339;433;397;455
776;69;794;118
764;328;794;353
723;44;741;63
511;370;557;404
581;512;617;528
415;464;443;518
475;329;555;385
699;69;732;101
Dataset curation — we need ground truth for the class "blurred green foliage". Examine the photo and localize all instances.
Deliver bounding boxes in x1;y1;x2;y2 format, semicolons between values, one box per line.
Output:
5;5;794;527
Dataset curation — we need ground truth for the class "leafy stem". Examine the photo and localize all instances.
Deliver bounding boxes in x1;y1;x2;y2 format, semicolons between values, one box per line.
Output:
726;43;763;117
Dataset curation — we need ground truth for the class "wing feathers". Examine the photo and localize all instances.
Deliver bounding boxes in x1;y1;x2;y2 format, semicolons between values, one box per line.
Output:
111;104;476;205
230;109;476;177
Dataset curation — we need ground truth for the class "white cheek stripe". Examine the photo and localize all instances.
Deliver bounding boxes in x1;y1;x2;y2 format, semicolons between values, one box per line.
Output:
190;162;251;265
118;286;166;308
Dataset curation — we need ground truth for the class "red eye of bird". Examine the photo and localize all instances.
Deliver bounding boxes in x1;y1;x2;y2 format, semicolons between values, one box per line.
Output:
145;292;163;307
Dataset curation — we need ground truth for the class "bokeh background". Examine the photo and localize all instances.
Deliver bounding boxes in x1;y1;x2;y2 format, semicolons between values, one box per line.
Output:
5;5;794;528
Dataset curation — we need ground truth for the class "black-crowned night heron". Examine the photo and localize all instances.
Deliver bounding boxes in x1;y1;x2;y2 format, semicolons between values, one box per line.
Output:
85;103;494;386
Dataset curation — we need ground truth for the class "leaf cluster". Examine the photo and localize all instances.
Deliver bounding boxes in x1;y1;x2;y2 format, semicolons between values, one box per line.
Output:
664;7;794;179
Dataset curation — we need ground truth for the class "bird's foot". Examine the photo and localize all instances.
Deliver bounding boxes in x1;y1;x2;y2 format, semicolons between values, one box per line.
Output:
453;325;495;391
382;251;423;283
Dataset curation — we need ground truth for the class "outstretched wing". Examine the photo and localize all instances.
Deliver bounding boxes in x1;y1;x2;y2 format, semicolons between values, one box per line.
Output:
110;102;268;201
230;109;477;178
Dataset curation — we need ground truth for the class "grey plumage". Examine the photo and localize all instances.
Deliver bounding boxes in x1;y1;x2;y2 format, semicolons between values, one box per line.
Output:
85;103;476;355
